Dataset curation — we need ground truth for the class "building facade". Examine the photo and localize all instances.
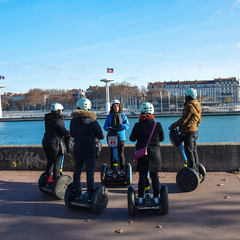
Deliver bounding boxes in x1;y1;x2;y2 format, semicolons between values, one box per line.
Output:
147;77;240;103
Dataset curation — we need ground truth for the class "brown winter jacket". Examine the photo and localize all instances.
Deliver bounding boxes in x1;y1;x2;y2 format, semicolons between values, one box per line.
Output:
170;100;201;133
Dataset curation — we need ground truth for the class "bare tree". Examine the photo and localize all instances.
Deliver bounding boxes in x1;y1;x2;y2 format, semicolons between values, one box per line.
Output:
15;98;28;111
86;86;106;110
24;88;45;110
1;100;10;110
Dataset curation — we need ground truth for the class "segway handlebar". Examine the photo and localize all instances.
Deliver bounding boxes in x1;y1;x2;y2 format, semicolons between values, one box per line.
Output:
104;127;122;132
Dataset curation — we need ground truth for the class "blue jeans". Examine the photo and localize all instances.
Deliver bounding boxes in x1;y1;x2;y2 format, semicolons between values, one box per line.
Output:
73;157;96;197
183;131;199;171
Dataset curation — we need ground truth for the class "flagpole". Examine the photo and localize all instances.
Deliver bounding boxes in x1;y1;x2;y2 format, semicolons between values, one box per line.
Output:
168;91;170;113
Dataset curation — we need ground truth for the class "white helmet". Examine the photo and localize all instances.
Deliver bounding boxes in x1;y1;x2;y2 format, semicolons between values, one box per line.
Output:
140;102;154;114
184;88;197;99
77;98;91;110
51;103;64;112
111;99;120;106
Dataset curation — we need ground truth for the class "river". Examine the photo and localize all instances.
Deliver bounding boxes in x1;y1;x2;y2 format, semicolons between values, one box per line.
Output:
1;115;240;145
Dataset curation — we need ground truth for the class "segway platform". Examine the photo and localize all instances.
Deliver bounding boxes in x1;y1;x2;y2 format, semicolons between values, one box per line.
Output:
127;184;169;216
176;163;206;191
38;153;73;199
101;128;132;186
65;183;109;214
70;192;92;208
101;163;132;186
38;172;72;200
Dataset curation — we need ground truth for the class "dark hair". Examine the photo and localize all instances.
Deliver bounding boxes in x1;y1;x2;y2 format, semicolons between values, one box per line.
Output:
185;95;194;102
110;104;123;114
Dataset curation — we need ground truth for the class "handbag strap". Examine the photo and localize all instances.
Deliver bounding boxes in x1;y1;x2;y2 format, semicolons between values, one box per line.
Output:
146;121;157;147
49;124;59;140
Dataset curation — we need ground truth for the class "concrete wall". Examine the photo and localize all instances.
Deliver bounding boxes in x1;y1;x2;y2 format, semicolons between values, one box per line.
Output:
1;143;240;172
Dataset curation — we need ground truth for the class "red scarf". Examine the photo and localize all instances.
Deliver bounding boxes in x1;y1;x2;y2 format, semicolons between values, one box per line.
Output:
139;114;155;121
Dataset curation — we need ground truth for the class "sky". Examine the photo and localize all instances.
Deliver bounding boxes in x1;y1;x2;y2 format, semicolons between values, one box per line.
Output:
0;0;240;94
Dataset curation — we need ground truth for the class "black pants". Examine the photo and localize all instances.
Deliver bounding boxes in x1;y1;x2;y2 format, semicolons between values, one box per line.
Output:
73;156;96;197
42;142;62;178
184;131;199;171
110;140;125;170
138;172;159;198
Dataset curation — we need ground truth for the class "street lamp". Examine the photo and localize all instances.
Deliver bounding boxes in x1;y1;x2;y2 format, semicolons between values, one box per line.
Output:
0;85;6;118
100;78;114;113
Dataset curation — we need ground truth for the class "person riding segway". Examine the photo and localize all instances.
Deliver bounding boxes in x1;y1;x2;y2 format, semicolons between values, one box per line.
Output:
169;88;206;192
101;126;132;186
102;99;131;186
64;98;108;214
39;103;72;200
128;102;169;216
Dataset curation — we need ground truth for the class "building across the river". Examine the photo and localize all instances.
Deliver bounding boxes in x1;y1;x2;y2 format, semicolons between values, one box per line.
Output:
148;77;240;103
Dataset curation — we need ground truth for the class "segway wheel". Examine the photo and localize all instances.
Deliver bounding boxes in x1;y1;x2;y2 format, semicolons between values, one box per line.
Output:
101;164;107;186
38;172;49;194
64;183;76;209
176;167;199;192
53;175;72;200
91;185;108;214
160;184;169;215
198;163;206;183
127;185;136;216
125;163;132;186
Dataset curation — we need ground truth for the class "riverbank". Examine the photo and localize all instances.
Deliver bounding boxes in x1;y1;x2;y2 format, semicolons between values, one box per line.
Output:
1;111;240;121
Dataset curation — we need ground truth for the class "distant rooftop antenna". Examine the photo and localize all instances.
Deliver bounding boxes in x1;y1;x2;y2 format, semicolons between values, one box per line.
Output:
100;78;114;113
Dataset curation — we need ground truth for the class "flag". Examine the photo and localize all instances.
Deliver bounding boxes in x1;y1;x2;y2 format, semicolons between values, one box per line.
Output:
0;76;5;79
107;68;114;73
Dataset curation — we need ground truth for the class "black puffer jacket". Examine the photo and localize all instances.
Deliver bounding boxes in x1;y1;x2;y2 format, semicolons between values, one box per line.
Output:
129;118;165;172
70;110;104;159
42;112;70;145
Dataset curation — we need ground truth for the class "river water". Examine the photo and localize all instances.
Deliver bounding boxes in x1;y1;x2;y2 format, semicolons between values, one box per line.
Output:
0;115;240;145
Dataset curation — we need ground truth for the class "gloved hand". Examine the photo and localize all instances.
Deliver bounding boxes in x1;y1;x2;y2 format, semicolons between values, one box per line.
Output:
168;126;173;130
116;124;122;129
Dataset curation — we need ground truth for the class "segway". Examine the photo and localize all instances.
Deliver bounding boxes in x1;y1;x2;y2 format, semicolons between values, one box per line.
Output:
169;128;206;192
127;172;169;216
38;154;72;199
101;128;132;186
38;137;74;199
64;183;109;214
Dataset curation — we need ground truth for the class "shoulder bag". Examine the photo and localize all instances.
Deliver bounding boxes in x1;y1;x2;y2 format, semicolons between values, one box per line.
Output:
49;125;67;155
134;121;157;161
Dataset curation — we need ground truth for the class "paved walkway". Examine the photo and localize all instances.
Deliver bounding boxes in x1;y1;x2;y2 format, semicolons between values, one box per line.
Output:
0;170;240;240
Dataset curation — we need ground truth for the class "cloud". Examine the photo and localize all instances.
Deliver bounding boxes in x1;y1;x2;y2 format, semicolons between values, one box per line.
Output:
75;64;86;69
0;61;37;69
124;76;139;80
234;0;240;6
0;61;77;77
237;42;240;47
198;62;206;68
119;50;145;56
41;65;60;70
215;9;221;14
